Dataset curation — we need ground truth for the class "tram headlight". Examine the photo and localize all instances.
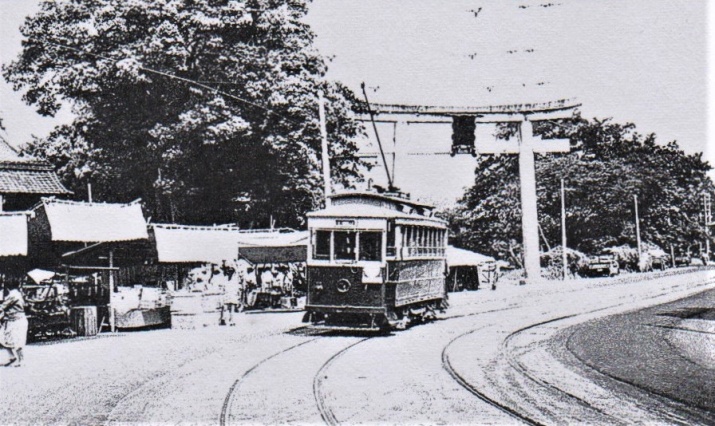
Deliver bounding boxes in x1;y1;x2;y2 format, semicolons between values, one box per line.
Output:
335;278;351;293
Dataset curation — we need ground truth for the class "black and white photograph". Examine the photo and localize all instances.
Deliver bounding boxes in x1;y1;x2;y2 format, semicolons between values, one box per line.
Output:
0;0;712;424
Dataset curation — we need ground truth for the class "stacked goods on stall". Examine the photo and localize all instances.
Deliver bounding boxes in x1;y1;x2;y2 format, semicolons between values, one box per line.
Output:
113;285;170;329
236;230;308;310
70;306;98;336
23;279;72;340
169;263;224;329
243;262;306;310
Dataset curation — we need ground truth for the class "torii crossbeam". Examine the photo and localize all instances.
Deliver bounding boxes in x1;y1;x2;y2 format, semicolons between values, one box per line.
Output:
359;99;581;283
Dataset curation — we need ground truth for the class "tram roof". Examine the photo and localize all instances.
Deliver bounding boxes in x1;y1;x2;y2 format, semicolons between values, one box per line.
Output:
328;191;436;210
307;203;447;226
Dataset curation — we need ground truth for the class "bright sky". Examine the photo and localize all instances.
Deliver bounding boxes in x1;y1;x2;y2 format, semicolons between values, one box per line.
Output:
0;0;711;204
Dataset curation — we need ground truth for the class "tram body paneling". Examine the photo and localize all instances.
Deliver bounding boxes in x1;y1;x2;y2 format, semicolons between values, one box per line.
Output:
303;192;448;330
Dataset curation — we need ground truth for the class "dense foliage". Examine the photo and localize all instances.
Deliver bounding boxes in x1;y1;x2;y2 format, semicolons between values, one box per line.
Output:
447;116;714;264
4;0;365;227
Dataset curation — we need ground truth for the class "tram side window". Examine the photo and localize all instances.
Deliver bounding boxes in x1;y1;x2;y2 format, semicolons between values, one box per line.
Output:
359;232;382;261
386;221;396;257
334;231;356;260
314;230;331;260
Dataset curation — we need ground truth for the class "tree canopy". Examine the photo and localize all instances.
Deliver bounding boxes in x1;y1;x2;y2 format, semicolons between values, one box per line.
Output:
446;116;714;264
4;0;365;227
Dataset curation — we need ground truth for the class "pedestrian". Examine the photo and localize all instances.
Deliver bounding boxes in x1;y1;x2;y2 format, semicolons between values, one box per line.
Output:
219;261;239;326
0;278;28;367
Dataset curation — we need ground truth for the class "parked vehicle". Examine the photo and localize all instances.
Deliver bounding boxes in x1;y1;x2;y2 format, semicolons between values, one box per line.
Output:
650;254;671;270
584;254;620;277
674;255;692;267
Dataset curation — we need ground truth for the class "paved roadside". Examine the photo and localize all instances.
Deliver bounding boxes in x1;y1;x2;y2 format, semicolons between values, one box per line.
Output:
565;288;715;423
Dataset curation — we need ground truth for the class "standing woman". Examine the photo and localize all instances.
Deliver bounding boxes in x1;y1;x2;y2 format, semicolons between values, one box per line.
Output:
0;279;28;367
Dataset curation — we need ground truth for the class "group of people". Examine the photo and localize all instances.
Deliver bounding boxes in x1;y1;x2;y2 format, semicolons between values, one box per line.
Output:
183;260;305;326
0;279;27;367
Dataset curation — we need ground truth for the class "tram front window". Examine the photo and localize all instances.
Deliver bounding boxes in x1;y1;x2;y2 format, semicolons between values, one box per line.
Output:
314;230;331;260
334;231;356;260
359;232;382;261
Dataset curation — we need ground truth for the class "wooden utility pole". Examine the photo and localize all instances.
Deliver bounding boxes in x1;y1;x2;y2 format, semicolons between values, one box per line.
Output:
108;249;115;332
87;183;93;203
561;178;567;280
634;194;642;261
318;90;331;206
704;193;711;263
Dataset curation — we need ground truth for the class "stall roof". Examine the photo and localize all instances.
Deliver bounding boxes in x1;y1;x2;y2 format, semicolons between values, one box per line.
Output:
152;225;307;264
152;224;241;264
235;231;308;247
0;212;28;256
39;198;148;242
447;246;495;267
236;231;308;264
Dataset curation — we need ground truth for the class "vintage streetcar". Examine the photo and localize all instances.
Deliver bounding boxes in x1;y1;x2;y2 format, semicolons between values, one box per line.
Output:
303;192;448;331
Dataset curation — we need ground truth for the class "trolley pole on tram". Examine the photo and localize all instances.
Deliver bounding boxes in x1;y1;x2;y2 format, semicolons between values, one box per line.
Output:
318;90;332;206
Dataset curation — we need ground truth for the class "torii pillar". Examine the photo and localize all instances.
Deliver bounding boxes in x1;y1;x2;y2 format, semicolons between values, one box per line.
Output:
475;114;572;284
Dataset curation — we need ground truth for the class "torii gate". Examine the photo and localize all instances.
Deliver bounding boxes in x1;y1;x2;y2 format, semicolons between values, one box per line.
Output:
357;99;580;284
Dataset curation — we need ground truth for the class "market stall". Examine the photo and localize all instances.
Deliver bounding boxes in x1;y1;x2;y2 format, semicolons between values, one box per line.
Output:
151;224;309;328
236;230;308;309
446;245;498;291
28;198;152;332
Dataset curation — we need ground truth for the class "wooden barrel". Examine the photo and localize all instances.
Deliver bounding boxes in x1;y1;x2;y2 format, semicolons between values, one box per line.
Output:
70;306;98;337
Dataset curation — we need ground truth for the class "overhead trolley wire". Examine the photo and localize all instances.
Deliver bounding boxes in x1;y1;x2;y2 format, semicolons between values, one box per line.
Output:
42;40;305;126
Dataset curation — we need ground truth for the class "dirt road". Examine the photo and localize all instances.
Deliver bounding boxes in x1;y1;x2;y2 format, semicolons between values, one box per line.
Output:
1;268;712;424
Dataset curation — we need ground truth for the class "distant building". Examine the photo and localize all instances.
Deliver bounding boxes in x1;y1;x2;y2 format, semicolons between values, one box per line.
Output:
0;138;70;211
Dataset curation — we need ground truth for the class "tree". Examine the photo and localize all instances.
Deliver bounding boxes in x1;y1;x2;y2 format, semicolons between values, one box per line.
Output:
447;116;714;261
4;0;365;227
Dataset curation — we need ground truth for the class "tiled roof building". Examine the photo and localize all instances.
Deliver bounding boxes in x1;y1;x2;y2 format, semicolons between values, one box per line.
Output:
0;138;70;211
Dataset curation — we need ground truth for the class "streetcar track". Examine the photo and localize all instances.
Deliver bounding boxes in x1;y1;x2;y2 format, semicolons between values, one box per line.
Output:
442;326;543;426
111;269;715;426
219;336;321;426
313;337;372;425
500;315;625;424
440;274;715;426
104;324;309;425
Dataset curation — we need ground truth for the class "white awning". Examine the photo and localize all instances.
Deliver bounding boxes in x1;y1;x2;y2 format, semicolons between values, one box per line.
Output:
152;225;307;264
447;245;495;267
0;213;28;256
42;198;148;242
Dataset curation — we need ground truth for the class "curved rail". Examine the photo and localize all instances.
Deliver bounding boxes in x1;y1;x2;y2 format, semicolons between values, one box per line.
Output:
441;326;543;426
219;337;320;426
313;338;372;425
499;315;625;423
441;271;715;425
